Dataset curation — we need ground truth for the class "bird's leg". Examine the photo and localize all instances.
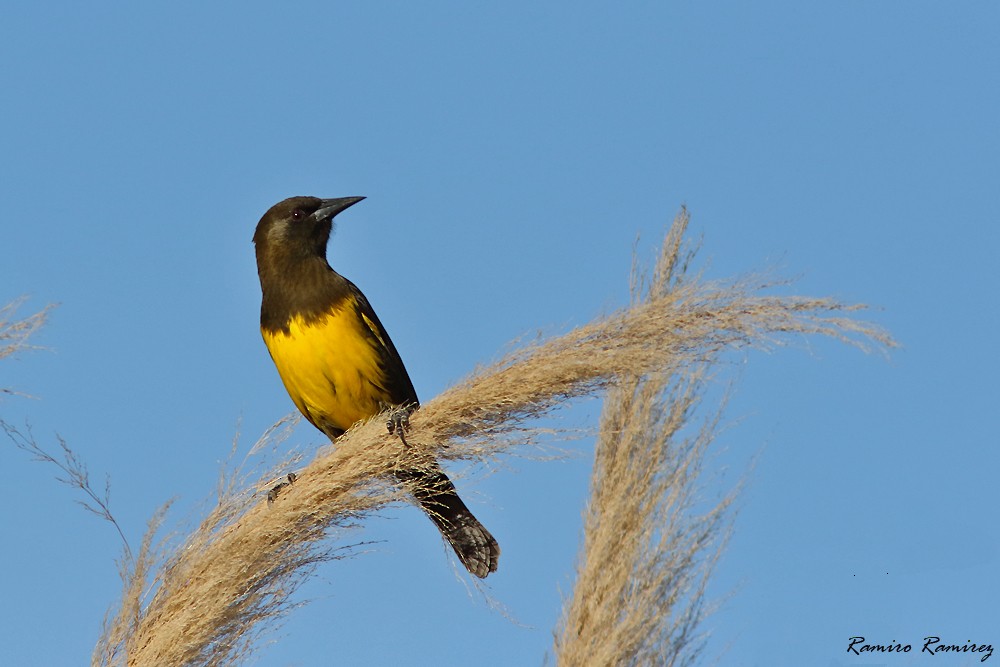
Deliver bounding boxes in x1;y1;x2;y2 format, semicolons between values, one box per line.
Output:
266;472;298;505
383;402;415;447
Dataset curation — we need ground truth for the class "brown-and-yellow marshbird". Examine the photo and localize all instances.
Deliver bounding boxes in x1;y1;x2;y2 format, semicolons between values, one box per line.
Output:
253;195;499;578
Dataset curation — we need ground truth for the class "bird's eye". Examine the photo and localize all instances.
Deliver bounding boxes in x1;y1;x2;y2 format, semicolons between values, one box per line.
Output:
291;208;305;221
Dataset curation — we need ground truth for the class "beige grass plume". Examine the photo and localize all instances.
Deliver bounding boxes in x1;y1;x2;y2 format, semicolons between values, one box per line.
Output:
1;297;51;365
555;211;737;666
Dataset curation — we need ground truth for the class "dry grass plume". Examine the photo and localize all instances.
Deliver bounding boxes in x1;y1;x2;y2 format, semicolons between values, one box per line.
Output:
554;213;736;666
87;209;891;666
1;298;52;394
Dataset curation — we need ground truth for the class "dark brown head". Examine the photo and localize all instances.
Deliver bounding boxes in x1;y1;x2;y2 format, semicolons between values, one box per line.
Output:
253;195;365;265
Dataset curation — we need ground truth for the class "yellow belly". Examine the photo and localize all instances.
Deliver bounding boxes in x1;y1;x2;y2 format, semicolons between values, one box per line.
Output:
262;308;390;434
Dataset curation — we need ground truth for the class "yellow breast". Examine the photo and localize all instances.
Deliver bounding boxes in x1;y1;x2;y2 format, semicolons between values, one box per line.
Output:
262;306;390;435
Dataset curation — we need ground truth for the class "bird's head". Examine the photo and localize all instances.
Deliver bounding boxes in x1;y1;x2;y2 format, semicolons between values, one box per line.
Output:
253;195;365;260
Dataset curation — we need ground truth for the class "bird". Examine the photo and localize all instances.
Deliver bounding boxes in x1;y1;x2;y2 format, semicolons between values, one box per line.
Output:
253;195;500;578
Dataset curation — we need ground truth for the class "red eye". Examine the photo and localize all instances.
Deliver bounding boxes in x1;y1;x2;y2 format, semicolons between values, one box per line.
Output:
291;209;305;221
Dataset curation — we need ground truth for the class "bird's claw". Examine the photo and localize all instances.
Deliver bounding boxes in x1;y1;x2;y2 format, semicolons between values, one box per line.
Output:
266;472;298;505
384;404;413;446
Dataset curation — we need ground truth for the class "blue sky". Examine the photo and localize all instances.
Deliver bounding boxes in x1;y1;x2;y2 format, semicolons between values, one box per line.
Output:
2;3;998;665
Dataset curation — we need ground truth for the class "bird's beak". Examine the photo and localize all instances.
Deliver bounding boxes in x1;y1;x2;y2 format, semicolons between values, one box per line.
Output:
314;196;366;221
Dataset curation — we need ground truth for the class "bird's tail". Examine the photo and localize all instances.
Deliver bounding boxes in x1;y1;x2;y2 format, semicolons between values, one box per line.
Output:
396;467;500;578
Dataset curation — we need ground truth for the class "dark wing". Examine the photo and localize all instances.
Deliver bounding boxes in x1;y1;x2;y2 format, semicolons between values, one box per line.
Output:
346;280;420;408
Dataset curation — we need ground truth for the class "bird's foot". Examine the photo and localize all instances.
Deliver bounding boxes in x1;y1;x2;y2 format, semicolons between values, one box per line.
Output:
266;472;298;505
384;403;414;446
